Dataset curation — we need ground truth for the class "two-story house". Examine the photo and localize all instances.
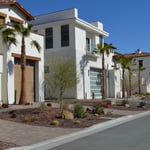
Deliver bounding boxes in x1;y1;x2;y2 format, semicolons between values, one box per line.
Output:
0;0;44;104
30;8;122;100
124;49;150;95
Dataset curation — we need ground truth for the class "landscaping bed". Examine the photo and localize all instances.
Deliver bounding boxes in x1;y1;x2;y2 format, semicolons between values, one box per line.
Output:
0;99;150;149
0;106;122;128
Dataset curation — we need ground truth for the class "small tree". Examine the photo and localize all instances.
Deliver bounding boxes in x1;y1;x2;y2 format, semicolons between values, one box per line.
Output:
45;58;79;113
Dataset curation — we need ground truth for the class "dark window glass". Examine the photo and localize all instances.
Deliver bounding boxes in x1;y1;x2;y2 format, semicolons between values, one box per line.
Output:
139;60;143;67
45;28;53;49
61;25;69;47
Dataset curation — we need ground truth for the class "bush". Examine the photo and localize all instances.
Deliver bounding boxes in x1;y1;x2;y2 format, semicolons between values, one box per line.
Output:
138;101;146;108
39;102;46;112
51;119;59;126
121;100;128;106
24;116;35;123
92;105;104;114
74;103;86;118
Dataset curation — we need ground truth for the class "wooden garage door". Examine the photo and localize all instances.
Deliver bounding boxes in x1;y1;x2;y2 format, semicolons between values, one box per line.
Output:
14;64;35;104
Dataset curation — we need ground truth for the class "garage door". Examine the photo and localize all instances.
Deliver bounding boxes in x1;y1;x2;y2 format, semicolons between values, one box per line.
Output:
89;68;102;99
14;60;35;104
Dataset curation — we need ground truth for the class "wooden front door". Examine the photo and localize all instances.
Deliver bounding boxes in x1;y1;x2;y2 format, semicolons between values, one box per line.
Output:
14;61;35;104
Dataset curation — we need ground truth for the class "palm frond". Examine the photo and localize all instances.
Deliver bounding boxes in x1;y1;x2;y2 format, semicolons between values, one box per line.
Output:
31;40;41;52
2;28;17;45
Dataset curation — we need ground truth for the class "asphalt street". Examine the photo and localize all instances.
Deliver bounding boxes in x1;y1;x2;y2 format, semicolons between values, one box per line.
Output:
49;114;150;150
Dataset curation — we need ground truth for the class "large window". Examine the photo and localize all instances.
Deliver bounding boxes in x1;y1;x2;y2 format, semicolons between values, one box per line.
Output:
61;24;69;47
45;28;53;49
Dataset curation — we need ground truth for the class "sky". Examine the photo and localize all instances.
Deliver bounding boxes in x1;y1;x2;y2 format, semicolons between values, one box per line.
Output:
17;0;150;54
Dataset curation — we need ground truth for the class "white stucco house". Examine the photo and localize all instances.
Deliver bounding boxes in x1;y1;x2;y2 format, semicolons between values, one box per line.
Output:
124;49;150;95
30;8;122;100
0;0;44;104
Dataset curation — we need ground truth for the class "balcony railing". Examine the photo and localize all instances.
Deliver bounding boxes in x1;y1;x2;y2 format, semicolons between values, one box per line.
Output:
86;44;98;53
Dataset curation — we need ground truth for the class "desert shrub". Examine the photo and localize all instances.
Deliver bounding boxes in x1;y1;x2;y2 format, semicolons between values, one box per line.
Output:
74;120;81;124
39;102;46;112
51;119;59;126
121;100;128;106
74;103;86;118
24;116;35;123
138;101;146;108
92;105;104;114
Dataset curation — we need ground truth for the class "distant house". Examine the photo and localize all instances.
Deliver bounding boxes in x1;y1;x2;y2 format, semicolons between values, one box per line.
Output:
0;0;44;104
30;8;122;99
124;49;150;94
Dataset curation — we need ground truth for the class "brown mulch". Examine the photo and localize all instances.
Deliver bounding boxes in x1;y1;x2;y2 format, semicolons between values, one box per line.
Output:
0;107;121;128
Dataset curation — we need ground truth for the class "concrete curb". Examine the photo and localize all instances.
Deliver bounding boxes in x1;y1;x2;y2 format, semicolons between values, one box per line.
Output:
7;110;150;150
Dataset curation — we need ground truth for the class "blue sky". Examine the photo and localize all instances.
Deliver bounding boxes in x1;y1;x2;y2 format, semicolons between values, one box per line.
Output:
18;0;150;54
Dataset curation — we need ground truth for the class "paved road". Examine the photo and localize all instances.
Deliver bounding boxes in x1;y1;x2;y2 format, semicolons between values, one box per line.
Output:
49;114;150;150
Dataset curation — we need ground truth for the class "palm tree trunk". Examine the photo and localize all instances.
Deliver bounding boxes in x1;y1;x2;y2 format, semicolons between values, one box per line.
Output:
122;68;125;98
102;53;106;99
19;36;27;104
138;68;141;95
128;70;132;97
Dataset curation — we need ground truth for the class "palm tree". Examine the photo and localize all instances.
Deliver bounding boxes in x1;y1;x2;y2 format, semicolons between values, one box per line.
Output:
114;55;132;98
125;57;132;97
1;24;41;104
138;65;146;95
97;43;116;99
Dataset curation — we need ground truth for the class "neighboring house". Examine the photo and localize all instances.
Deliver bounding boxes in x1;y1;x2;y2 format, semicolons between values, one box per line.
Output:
30;8;122;100
124;49;150;94
0;0;44;104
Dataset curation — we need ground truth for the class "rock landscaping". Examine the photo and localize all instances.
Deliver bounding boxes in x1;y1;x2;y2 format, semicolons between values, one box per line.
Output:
0;98;150;149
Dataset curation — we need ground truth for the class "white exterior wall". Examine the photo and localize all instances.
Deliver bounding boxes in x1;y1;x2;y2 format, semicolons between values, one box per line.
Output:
131;56;150;94
31;8;121;100
0;4;44;104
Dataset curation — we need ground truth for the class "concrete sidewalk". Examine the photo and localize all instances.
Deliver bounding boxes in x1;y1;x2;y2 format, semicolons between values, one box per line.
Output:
0;103;148;150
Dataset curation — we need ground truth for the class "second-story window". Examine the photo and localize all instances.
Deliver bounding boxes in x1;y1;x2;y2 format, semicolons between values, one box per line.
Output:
45;27;53;49
61;24;69;47
86;38;90;51
139;60;143;67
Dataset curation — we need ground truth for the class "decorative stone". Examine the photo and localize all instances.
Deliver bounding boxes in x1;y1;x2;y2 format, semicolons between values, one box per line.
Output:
62;110;74;120
125;104;130;108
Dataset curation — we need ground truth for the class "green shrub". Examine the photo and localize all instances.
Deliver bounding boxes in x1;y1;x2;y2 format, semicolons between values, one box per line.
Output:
138;101;146;108
74;103;86;118
121;100;128;106
92;105;104;114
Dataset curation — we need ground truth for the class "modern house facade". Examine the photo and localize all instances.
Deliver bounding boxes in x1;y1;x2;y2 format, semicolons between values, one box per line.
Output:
30;8;122;100
0;0;44;104
124;49;150;95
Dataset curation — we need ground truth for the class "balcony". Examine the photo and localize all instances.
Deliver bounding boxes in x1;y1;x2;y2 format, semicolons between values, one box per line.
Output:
86;44;99;60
